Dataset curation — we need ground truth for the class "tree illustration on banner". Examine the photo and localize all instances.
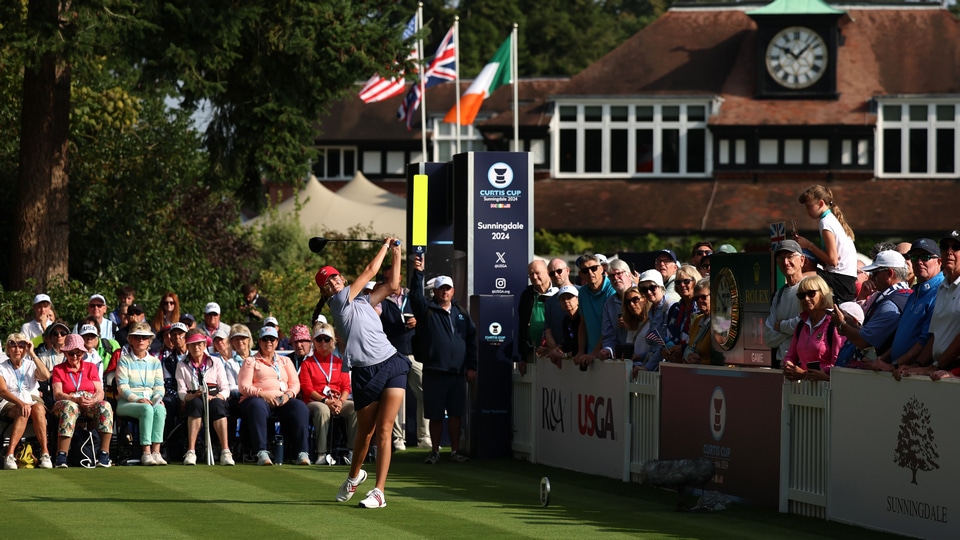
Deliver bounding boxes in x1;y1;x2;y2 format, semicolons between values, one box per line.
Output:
893;395;940;485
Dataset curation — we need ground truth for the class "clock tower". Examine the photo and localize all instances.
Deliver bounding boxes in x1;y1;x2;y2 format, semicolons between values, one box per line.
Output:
748;0;845;99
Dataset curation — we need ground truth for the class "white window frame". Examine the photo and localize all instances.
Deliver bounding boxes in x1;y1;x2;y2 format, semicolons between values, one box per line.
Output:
314;146;357;179
431;117;486;162
551;99;713;178
876;98;960;178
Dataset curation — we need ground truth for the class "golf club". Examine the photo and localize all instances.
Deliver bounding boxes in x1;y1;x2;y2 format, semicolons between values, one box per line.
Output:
309;237;401;254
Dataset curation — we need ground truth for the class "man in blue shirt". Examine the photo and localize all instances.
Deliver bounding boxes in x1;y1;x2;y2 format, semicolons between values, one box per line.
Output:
574;254;615;369
883;239;944;374
834;251;912;367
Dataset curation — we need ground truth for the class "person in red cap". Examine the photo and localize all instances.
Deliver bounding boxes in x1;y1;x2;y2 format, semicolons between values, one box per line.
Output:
318;237;409;509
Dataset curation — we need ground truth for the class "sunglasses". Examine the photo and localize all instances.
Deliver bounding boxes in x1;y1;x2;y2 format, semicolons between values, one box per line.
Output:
695;250;712;257
695;294;710;301
260;337;278;342
52;331;68;337
796;290;819;300
65;350;85;358
130;335;152;341
579;265;602;275
678;278;695;286
314;336;333;343
7;341;29;349
88;303;105;308
626;296;643;304
162;301;175;305
548;268;566;276
638;285;658;294
909;254;939;262
940;241;960;252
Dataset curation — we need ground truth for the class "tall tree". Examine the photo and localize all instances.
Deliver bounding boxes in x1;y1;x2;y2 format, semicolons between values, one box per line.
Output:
1;0;411;289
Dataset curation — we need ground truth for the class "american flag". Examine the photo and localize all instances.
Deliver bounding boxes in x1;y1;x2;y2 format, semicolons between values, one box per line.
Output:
358;16;418;104
645;329;667;348
397;26;457;130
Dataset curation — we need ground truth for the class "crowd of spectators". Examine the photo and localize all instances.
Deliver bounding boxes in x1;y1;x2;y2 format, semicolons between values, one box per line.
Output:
1;278;432;470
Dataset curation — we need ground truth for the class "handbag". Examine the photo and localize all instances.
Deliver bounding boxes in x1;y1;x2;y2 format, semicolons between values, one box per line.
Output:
15;441;36;469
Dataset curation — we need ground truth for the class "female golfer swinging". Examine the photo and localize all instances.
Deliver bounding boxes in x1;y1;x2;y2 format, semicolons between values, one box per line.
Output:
318;237;409;508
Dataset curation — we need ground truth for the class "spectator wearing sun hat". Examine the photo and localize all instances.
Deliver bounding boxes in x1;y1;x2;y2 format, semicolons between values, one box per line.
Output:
1;332;53;469
115;322;167;466
176;329;234;466
285;324;313;370
21;293;55;342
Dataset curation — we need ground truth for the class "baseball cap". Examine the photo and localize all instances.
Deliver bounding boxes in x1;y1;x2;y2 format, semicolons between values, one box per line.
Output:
717;244;738;254
939;230;960;248
654;249;678;264
557;285;579;297
88;294;106;305
169;322;188;334
434;276;454;289
204;302;221;315
46;321;70;336
909;238;940;258
79;324;99;336
315;265;340;289
264;316;279;327
229;324;252;340
862;250;906;272
638;269;665;288
259;326;279;340
775;240;803;255
180;314;196;324
127;303;145;316
312;325;335;340
32;294;51;306
314;314;328;324
213;326;230;340
364;281;376;291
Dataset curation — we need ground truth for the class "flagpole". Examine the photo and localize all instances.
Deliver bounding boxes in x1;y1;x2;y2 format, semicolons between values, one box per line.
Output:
454;16;461;154
418;3;427;161
512;23;519;152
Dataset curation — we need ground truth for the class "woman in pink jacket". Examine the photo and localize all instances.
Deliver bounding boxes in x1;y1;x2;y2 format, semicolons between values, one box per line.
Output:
783;275;843;382
238;326;310;465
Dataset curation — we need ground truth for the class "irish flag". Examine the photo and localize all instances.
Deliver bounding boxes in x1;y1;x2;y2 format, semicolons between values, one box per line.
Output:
444;35;512;125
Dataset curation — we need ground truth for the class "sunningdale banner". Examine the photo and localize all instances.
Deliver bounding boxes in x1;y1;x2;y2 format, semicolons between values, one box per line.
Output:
536;359;629;479
829;369;960;539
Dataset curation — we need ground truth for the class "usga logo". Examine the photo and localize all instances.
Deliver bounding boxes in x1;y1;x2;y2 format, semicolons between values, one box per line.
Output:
487;162;514;189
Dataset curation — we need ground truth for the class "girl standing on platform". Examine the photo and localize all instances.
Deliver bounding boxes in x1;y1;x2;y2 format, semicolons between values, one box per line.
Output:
795;185;858;303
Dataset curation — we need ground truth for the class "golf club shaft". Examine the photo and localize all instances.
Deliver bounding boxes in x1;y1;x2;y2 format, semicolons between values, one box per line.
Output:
327;239;402;245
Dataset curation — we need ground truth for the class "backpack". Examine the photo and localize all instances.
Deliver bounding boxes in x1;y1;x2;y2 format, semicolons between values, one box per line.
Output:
68;426;100;469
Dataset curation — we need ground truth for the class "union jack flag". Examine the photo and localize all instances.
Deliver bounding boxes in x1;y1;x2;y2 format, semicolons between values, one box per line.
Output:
770;222;786;243
398;26;457;130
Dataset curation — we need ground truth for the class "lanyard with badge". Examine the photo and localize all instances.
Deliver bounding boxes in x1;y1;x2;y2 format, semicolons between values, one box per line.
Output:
313;353;337;398
68;368;83;394
14;364;26;394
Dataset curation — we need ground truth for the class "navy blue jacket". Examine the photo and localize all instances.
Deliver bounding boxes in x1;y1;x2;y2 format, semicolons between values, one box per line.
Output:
408;270;477;374
379;292;416;355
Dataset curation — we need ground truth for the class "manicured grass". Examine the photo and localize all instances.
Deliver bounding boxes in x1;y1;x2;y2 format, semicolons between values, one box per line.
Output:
3;448;899;539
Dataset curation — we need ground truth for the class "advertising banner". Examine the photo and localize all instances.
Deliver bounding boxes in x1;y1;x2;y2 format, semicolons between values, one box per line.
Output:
711;253;775;367
659;364;782;507
829;369;959;539
536;359;628;479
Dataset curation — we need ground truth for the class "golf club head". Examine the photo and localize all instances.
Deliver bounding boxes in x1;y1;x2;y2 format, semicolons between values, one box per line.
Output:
308;237;328;254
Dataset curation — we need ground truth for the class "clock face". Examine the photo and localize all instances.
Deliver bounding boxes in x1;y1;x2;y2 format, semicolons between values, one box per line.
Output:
765;26;828;90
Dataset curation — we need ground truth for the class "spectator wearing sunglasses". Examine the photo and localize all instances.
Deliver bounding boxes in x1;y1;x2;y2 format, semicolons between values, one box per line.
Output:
783;275;842;382
573;253;615;369
690;242;713;269
299;323;356;466
1;333;53;469
541;258;577;366
637;270;677;372
73;294;117;341
890;238;947;379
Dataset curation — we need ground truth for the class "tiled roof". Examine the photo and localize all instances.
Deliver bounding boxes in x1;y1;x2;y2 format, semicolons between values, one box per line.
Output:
533;177;960;236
